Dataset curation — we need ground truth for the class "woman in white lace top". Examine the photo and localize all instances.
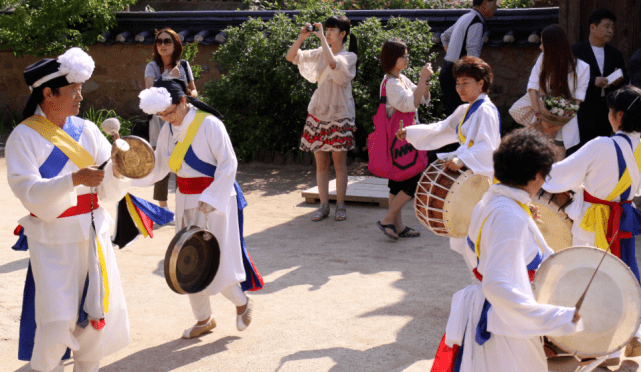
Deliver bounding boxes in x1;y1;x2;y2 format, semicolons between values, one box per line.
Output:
286;15;358;222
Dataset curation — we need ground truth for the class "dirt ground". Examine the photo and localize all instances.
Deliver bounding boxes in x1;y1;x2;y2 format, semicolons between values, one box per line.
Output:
1;159;641;372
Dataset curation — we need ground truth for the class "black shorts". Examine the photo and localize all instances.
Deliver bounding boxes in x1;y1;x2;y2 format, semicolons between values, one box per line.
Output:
388;172;422;197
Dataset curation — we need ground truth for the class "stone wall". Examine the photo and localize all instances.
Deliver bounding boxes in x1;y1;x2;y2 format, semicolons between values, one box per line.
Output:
0;43;540;120
0;43;221;118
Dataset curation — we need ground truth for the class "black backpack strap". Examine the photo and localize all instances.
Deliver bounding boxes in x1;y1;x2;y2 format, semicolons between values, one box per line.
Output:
181;60;193;83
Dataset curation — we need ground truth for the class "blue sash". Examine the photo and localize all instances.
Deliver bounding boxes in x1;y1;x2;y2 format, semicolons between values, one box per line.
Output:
612;133;641;282
183;146;262;291
454;99;502;142
15;116;86;361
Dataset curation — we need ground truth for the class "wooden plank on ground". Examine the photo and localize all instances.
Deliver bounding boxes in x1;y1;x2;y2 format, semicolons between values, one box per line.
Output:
302;176;390;207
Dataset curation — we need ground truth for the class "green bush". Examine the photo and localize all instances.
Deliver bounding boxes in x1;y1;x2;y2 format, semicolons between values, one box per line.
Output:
204;2;443;162
81;107;136;140
242;0;538;10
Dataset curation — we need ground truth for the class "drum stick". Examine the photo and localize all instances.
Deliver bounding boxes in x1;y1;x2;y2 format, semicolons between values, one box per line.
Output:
574;230;620;313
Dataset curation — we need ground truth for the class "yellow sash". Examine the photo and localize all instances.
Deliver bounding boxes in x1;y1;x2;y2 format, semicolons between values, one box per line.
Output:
21;115;110;313
168;111;208;173
457;105;474;149
580;139;641;249
21;115;94;168
475;200;533;259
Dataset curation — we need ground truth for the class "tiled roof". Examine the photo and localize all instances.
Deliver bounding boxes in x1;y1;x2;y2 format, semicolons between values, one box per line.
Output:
102;7;558;47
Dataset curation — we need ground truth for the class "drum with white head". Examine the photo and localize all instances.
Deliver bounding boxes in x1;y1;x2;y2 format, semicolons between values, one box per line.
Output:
533;246;641;357
530;190;573;252
414;159;491;238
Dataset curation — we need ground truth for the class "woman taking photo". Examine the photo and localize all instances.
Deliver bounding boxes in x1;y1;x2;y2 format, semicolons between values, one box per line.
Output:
396;56;501;271
527;24;589;159
376;38;432;240
144;28;197;211
285;15;358;222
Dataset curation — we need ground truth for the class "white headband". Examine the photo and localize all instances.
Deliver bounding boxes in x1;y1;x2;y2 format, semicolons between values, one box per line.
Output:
29;47;95;91
139;87;173;115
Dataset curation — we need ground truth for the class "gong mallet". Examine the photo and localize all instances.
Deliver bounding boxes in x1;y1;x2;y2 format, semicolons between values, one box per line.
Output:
574;230;620;313
98;118;130;170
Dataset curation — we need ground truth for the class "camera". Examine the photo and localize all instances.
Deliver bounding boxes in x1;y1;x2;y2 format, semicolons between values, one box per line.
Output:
306;24;318;32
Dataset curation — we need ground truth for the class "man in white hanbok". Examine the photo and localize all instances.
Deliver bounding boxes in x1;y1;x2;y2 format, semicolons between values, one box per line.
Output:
7;49;131;372
136;78;263;339
431;129;583;372
396;56;501;273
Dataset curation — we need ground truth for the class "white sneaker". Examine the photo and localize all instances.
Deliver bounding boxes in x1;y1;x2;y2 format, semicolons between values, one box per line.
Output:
182;317;216;339
237;298;253;331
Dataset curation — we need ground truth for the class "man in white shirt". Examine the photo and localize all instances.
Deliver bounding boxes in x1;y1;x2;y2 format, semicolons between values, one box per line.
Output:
572;9;627;150
439;0;498;116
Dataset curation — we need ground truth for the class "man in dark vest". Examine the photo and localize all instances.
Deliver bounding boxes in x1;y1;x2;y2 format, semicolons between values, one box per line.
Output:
572;9;627;148
630;47;641;88
439;0;498;116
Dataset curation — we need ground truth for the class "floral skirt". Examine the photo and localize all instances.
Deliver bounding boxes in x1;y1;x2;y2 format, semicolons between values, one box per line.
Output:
300;114;356;152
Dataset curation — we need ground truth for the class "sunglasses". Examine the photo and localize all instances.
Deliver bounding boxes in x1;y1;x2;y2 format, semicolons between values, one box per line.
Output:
156;37;173;46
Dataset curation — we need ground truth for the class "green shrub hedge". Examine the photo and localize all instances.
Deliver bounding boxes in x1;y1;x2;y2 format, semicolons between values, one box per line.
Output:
203;2;444;162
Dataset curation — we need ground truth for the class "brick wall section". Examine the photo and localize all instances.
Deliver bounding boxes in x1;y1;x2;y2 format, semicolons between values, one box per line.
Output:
0;43;539;121
0;43;221;118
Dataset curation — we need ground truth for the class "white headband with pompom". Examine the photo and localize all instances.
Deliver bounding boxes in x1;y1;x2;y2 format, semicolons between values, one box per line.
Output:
139;87;172;115
31;47;95;91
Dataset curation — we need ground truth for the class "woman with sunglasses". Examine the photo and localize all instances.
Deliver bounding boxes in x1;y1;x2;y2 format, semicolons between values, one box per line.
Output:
376;38;432;240
285;15;358;222
144;28;196;212
542;86;641;365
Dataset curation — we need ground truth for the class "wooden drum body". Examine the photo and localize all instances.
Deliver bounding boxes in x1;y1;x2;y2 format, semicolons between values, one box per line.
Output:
530;190;574;252
415;159;491;238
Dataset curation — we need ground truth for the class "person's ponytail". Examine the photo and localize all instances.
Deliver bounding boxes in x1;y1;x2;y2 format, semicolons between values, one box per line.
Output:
349;33;359;78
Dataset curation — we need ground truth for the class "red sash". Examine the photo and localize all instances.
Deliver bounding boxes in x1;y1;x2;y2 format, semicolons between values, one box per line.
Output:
176;176;214;195
32;193;99;218
583;190;632;258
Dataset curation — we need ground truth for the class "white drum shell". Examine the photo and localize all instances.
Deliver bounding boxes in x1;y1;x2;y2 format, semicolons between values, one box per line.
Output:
533;246;641;357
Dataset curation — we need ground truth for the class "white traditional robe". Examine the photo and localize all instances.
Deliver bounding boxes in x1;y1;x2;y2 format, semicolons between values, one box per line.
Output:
543;131;641;245
6;107;131;370
133;105;246;295
404;93;501;262
445;184;582;372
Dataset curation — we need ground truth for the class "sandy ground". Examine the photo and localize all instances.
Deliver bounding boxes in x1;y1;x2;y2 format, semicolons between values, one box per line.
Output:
1;159;641;372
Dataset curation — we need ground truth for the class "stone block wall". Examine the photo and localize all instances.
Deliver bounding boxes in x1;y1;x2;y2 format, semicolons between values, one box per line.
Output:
0;43;539;126
0;43;220;119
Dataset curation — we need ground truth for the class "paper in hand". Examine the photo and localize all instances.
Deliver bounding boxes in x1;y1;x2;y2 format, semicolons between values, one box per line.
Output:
606;69;623;85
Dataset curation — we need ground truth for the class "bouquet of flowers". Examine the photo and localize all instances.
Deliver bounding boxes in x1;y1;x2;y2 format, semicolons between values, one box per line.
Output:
538;96;580;127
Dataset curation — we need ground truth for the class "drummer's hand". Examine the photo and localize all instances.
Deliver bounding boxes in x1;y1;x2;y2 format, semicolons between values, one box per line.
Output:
445;157;464;171
572;311;581;324
72;166;105;187
528;204;541;221
198;201;215;215
396;127;407;140
112;132;120;141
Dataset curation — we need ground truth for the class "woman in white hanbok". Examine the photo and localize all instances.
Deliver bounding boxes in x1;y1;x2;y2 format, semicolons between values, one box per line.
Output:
136;78;262;340
432;129;583;372
543;86;641;365
396;56;501;271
